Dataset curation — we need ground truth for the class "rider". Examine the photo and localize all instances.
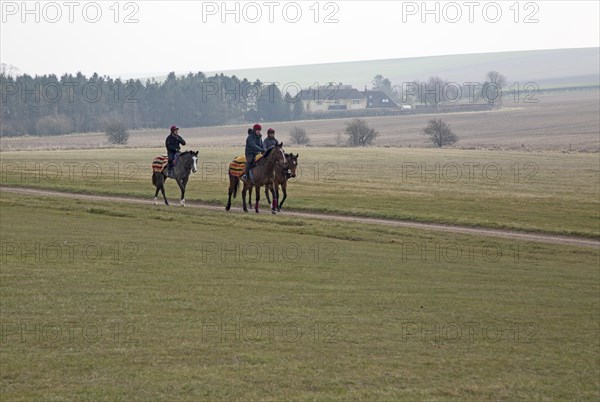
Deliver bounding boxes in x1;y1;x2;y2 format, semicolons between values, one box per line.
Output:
242;123;264;181
263;128;278;150
165;125;186;177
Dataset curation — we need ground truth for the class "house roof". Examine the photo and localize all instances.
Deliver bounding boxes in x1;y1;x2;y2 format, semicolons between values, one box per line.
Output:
364;90;398;107
299;87;366;101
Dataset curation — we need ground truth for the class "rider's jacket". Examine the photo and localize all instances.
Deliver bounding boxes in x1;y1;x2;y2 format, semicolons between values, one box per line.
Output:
166;133;186;154
245;129;264;156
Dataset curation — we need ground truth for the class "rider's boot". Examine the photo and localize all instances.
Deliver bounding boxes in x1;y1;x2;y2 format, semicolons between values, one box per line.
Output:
241;163;250;181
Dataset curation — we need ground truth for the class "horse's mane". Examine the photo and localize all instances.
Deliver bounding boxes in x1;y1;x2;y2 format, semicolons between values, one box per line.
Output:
262;147;275;159
255;147;280;167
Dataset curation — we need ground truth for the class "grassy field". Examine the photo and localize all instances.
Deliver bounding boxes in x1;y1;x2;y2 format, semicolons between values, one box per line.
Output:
1;191;598;400
1;147;598;237
1;88;599;399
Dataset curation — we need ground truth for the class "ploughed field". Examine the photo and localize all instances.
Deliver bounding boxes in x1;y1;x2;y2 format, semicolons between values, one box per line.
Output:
1;91;599;151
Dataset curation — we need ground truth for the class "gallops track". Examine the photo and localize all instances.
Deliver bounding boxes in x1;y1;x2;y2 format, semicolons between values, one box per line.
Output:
1;186;598;248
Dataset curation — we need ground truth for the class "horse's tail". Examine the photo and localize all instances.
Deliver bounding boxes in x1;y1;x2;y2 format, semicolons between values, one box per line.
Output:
231;174;239;199
152;172;163;187
152;156;168;187
228;159;245;199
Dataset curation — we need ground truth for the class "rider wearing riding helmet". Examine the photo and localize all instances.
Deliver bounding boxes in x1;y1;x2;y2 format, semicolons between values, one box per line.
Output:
263;128;278;150
242;123;265;181
165;125;186;177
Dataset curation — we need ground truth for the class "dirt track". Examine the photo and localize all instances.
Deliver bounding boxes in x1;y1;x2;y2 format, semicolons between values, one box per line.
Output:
1;186;598;248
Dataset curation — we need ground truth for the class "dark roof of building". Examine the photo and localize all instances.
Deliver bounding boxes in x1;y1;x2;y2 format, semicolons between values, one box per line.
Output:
364;90;398;108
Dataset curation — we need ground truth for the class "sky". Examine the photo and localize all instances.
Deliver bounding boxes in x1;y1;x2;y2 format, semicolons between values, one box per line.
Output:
1;0;599;77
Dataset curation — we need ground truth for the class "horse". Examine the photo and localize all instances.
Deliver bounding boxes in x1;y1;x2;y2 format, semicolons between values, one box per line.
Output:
249;152;298;211
264;153;298;212
152;150;198;206
226;143;286;214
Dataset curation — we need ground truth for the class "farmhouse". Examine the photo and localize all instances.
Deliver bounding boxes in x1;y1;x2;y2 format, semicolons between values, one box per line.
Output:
299;84;397;112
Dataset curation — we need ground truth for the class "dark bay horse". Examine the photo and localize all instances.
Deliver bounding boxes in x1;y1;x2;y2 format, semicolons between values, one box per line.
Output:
265;153;298;212
152;150;198;206
226;143;286;214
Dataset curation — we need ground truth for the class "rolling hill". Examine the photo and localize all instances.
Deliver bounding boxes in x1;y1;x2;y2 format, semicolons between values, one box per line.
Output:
135;47;599;90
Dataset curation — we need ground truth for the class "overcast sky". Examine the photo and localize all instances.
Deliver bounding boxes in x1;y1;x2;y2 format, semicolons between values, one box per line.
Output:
1;0;598;77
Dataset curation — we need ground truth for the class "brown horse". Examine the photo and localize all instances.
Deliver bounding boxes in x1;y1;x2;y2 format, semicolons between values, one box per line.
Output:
226;143;286;213
265;153;298;212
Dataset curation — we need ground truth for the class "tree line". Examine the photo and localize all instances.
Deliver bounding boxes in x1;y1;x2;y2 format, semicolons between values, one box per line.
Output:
372;71;506;106
0;71;294;137
1;70;504;137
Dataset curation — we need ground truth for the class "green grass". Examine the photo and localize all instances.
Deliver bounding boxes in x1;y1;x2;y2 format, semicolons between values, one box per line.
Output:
1;191;598;400
1;147;598;237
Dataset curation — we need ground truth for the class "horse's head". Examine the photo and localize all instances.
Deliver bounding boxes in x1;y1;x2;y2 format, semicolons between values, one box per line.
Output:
285;153;299;178
181;150;199;173
266;142;286;166
191;151;199;173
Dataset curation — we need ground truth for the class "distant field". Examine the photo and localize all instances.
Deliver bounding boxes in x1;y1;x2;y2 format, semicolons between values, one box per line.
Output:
1;147;598;237
2;91;598;152
1;191;598;400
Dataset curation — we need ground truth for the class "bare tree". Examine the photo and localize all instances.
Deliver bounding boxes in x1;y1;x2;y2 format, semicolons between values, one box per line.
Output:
345;119;378;146
289;126;310;145
483;71;507;105
422;118;458;148
427;76;450;106
486;71;507;87
105;118;129;145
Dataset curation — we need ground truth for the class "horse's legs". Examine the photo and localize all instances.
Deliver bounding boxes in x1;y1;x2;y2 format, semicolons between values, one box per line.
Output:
183;176;190;205
254;185;260;213
270;184;277;214
176;177;187;206
152;173;160;205
160;185;168;205
265;183;272;204
278;182;287;211
154;173;169;205
242;184;248;212
248;186;253;207
153;186;160;206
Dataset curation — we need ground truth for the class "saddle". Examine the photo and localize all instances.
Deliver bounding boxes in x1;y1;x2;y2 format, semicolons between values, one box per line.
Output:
232;154;263;164
152;155;169;172
153;152;183;173
229;154;264;178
